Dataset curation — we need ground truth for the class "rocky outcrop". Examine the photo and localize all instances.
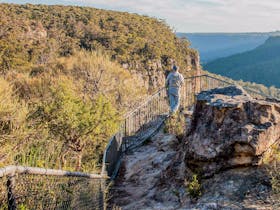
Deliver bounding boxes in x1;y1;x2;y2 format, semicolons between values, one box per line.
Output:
191;167;278;210
122;53;200;91
110;129;278;209
125;59;166;91
111;86;279;209
185;86;280;177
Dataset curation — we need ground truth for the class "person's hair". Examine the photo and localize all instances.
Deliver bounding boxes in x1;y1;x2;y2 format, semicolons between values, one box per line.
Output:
172;65;179;71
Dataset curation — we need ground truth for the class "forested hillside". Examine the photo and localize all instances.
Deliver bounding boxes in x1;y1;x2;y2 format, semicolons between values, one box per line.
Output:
0;3;198;172
0;3;199;90
205;36;280;88
177;32;270;63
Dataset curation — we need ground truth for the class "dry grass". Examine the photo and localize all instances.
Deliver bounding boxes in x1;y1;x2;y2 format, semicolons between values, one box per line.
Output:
0;77;29;166
263;144;280;196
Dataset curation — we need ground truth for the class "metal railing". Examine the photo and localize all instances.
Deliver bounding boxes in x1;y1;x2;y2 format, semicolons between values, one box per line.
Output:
102;87;169;178
1;74;279;209
182;75;277;109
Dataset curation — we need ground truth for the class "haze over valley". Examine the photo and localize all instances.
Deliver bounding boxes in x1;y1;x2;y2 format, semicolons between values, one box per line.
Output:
178;32;280;88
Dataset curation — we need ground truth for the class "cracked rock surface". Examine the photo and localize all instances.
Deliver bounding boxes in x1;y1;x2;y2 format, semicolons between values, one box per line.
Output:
186;86;280;177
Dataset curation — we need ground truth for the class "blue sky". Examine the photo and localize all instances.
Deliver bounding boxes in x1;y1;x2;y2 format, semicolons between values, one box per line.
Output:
1;0;280;32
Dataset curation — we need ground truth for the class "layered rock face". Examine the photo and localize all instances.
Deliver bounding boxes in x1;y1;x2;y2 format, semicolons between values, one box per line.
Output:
122;54;201;91
185;86;280;176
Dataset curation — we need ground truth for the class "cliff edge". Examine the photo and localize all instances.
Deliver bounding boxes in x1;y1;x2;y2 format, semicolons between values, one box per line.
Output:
110;86;280;209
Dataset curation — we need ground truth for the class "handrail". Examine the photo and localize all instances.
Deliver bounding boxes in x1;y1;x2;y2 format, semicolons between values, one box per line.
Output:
201;74;234;86
124;87;166;118
102;84;169;178
186;74;279;100
0;165;105;179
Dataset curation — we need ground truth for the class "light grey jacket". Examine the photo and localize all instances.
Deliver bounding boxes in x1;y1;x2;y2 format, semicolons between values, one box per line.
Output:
166;71;184;96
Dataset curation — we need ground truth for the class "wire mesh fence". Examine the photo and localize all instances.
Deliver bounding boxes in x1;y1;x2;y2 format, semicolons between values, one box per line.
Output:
0;166;106;210
0;176;7;210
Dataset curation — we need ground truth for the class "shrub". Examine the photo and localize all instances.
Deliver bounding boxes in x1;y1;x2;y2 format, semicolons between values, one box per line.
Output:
1;49;147;172
264;144;280;195
185;174;202;198
32;77;120;171
164;112;186;140
59;50;146;111
262;143;280;207
0;77;29;166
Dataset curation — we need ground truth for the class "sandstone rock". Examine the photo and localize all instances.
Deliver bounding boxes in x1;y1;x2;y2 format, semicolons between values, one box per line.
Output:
110;128;278;209
193;168;275;210
111;86;279;209
192;167;276;209
25;21;47;40
185;86;280;177
126;53;201;91
111;131;179;209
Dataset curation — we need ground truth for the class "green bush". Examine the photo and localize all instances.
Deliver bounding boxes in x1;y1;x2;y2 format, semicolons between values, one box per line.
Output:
33;78;119;171
59;50;146;112
185;174;202;198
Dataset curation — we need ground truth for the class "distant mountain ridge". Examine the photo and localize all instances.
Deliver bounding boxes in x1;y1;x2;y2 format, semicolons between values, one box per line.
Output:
204;36;280;88
177;32;280;63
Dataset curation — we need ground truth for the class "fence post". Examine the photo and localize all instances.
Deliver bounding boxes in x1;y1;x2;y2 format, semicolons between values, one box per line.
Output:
195;75;201;94
99;179;104;210
124;119;127;136
7;174;16;210
182;81;186;110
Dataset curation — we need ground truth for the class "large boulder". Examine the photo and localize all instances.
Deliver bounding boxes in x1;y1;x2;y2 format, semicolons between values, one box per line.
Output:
185;86;280;177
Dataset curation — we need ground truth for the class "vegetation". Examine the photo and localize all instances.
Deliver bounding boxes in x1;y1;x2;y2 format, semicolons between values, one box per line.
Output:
205;36;280;88
263;144;280;197
164;112;186;140
0;50;145;172
0;3;197;78
0;3;200;172
0;78;29;167
185;174;202;198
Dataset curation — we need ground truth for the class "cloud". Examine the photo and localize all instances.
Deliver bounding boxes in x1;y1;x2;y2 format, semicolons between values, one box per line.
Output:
2;0;280;32
66;0;280;32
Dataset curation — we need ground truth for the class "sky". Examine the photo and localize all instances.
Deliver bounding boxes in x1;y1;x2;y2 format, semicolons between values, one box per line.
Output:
1;0;280;33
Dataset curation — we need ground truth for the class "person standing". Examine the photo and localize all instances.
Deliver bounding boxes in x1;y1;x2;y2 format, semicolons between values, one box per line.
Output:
166;65;184;114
